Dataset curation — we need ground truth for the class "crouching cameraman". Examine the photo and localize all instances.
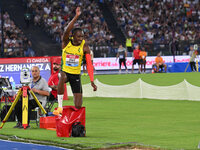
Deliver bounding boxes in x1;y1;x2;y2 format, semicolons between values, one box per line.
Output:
14;66;50;128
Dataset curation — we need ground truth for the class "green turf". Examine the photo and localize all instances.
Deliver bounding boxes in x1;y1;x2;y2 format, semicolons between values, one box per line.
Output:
82;72;200;86
1;72;200;150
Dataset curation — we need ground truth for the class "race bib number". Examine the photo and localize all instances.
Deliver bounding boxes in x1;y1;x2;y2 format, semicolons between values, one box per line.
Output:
66;54;79;67
119;55;124;59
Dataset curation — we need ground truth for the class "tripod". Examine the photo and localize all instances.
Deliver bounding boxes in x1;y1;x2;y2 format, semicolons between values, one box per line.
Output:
0;86;47;129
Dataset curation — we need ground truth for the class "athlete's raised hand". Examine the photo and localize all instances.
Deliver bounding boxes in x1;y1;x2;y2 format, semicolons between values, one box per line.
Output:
76;7;81;16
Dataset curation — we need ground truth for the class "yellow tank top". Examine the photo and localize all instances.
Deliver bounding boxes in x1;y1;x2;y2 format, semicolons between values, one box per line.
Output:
126;38;132;47
61;40;85;74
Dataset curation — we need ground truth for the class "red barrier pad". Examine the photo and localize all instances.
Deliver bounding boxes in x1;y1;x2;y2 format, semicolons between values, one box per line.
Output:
56;106;85;137
40;116;56;129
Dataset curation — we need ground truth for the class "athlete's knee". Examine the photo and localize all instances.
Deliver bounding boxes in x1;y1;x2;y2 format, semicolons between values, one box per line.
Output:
59;71;67;81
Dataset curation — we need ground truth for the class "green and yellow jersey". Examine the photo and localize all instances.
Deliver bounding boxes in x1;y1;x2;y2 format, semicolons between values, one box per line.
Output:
61;39;85;74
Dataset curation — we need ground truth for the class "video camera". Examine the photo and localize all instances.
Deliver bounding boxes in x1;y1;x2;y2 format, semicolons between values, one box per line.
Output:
20;68;31;85
0;77;12;98
0;78;11;89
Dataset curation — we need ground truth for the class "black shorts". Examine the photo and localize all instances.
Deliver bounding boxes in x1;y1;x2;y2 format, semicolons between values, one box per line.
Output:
63;71;82;93
140;59;146;64
133;59;141;65
127;47;132;52
159;64;164;68
119;58;126;64
82;59;86;65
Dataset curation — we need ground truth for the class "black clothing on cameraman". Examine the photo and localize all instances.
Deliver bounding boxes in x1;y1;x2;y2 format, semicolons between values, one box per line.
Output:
15;97;39;125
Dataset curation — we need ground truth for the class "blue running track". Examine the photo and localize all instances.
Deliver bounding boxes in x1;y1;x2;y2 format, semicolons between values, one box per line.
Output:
0;139;70;150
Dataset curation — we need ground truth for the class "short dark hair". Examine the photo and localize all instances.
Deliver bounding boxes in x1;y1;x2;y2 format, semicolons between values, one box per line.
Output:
72;28;83;35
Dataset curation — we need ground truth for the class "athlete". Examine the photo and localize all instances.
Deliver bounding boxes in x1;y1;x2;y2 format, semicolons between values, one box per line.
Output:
53;7;97;115
116;44;128;73
154;52;167;73
139;47;147;73
132;45;141;73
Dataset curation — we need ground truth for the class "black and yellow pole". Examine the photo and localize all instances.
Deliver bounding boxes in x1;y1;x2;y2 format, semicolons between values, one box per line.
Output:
22;86;29;129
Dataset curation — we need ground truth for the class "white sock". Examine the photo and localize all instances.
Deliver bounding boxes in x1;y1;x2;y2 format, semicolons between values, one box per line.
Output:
58;94;63;108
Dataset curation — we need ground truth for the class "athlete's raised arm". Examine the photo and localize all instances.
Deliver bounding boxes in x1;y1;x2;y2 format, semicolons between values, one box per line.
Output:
62;7;81;48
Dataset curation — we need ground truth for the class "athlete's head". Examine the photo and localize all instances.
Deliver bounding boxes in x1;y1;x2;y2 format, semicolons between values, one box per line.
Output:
119;43;123;48
141;47;145;51
72;28;84;45
190;45;194;51
135;45;140;50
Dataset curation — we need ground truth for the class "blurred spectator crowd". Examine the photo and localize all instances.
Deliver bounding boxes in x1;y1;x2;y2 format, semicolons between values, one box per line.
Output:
1;0;199;58
26;0;116;46
113;0;200;45
0;12;35;57
26;0;200;56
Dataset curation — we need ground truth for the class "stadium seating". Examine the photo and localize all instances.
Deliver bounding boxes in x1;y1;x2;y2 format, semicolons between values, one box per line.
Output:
111;0;200;55
0;11;35;57
112;0;199;43
26;0;116;46
1;0;199;57
24;0;200;56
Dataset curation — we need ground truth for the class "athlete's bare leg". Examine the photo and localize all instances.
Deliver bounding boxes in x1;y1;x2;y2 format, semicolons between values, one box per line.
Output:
164;64;167;72
58;71;67;95
140;64;143;72
132;65;134;73
119;62;122;72
53;71;67;115
138;64;141;73
73;93;82;109
144;63;146;72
